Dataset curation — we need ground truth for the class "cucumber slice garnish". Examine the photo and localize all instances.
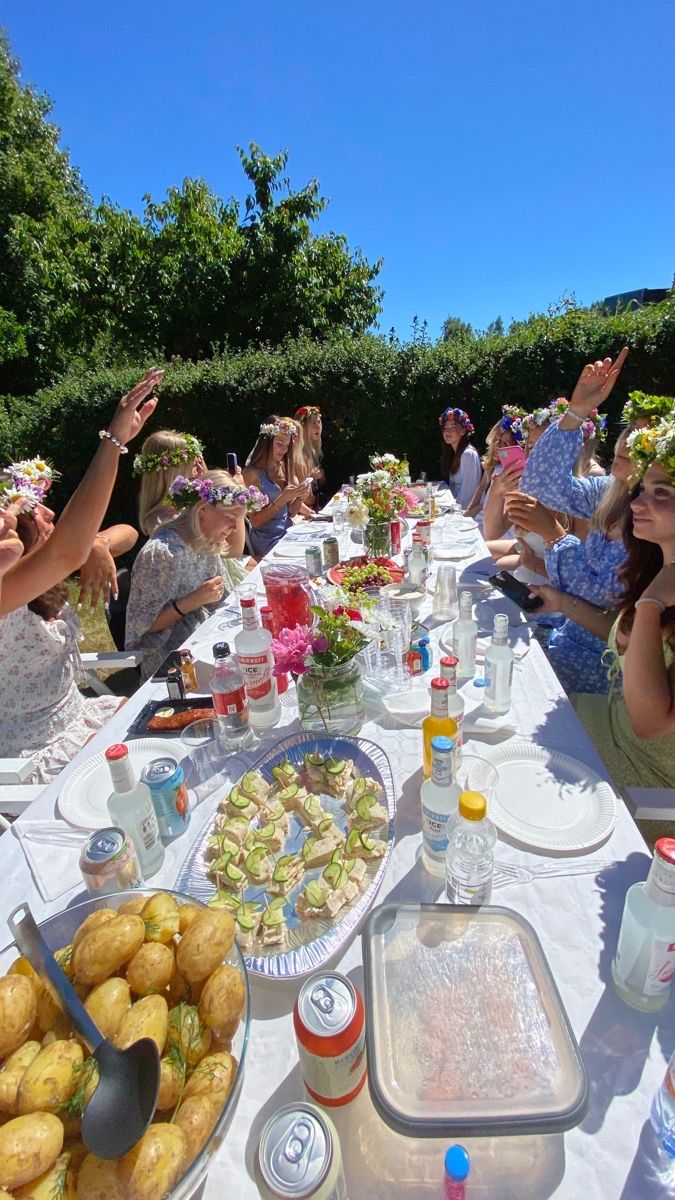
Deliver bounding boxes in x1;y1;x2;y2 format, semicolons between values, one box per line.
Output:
301;838;317;862
305;751;326;768
345;829;362;855
356;796;376;821
225;861;245;884
304;879;329;908
325;757;347;776
318;817;335;836
245;846;267;876
228;786;250;810
323;862;341;888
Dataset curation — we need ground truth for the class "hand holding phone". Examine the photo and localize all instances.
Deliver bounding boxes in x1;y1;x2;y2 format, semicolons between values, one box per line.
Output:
488;570;544;612
497;445;526;472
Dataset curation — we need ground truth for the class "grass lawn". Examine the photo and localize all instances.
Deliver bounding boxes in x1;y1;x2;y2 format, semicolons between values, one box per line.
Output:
66;580;116;654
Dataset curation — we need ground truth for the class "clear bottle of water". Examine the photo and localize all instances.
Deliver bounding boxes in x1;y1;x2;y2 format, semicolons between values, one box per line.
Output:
650;1051;675;1156
445;790;496;904
210;642;254;751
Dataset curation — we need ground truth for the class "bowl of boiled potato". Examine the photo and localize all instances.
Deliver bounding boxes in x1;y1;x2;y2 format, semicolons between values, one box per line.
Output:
0;888;250;1200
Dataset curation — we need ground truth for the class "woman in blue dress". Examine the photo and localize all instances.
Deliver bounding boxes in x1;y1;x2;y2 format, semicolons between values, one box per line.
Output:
243;416;313;559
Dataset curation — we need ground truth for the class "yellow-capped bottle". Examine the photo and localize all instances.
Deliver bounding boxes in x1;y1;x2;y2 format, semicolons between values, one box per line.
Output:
422;677;458;779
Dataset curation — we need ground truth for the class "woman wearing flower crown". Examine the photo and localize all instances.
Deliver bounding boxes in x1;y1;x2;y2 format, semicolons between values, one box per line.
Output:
125;471;268;678
134;429;206;535
529;417;675;788
243;416;312;558
438;407;483;510
465;415;521;530
295;406;325;509
0;372;162;782
481;406;528;544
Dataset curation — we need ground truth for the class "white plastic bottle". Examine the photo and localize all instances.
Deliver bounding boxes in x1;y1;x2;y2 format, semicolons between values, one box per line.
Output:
612;838;675;1012
420;736;461;876
445;790;496;904
484;613;514;714
210;642;254;750
105;744;164;879
439;655;465;765
650;1050;675;1157
235;598;281;729
452;591;477;682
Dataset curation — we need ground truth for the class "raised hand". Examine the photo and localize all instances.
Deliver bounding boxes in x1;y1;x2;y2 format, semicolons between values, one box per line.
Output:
504;491;565;542
569;347;629;416
107;368;164;448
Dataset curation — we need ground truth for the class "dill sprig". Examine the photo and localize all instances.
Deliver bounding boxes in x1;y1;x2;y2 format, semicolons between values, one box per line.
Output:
57;1056;99;1118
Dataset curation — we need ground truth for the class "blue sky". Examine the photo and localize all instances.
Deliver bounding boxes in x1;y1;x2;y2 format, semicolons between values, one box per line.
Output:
4;0;674;339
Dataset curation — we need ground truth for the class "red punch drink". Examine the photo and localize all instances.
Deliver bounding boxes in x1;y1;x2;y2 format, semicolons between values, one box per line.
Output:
261;563;314;634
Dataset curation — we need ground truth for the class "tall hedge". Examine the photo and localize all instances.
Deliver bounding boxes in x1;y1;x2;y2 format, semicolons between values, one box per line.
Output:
2;296;674;525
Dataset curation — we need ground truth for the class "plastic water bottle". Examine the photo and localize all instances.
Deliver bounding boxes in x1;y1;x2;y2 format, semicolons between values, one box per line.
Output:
443;1144;470;1199
484;612;514;713
651;1051;675;1156
452;592;477;682
210;642;254;751
612;838;675;1011
445;790;496;904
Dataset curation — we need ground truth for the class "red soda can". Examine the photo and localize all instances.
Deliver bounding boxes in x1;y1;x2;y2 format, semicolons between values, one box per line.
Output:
417;519;432;546
390;518;402;554
293;971;366;1106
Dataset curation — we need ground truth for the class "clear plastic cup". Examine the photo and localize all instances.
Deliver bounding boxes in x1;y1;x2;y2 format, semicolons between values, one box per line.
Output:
453;754;499;806
181;717;233;803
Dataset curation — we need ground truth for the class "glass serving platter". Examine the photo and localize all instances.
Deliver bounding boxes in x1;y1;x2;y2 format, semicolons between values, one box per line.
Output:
176;733;396;980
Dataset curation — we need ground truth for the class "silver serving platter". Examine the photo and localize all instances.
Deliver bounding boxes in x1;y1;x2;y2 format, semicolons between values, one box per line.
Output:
175;733;396;979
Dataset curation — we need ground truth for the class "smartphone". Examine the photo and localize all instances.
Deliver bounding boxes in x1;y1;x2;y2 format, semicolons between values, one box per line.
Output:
488;570;544;612
226;452;238;474
497;445;526;472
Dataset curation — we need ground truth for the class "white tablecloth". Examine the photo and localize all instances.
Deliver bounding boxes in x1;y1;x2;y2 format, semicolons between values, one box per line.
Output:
1;514;673;1200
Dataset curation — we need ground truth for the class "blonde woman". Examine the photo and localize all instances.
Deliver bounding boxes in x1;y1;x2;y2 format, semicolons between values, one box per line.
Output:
295;405;325;508
243;416;312;558
134;430;206;535
125;472;268;678
465;419;519;527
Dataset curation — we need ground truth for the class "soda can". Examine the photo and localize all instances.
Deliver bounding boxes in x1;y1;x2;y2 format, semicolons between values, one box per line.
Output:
322;537;340;570
141;757;190;839
305;546;323;577
257;1102;347;1200
293;971;366;1106
79;827;143;895
390;518;402;554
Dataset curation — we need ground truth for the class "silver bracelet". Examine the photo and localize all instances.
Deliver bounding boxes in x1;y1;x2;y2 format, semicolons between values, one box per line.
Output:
99;429;128;454
565;409;586;425
635;597;666;613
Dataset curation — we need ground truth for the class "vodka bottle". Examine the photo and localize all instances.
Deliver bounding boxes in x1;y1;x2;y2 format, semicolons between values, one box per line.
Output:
445;790;496;904
105;744;164;878
612;838;675;1012
210;642;254;750
651;1049;675;1157
452;591;477;682
235;597;281;729
439;655;465;764
484;613;514;713
420;736;461;876
422;678;458;779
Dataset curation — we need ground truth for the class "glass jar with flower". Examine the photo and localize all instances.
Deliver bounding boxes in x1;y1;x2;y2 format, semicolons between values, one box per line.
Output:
270;605;370;735
346;471;407;559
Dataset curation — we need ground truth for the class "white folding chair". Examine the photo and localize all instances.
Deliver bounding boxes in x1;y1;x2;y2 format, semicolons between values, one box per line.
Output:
626;787;675;823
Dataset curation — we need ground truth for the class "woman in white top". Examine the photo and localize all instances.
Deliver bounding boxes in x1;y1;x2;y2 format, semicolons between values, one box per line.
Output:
438;406;483;511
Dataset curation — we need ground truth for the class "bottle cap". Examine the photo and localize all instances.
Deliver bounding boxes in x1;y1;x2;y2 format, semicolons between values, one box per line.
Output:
473;678;488;687
105;743;129;762
440;655;458;668
431;735;454;753
240;597;256;608
212;642;230;658
431;677;449;691
444;1144;470;1183
656;839;675;866
458;790;486;820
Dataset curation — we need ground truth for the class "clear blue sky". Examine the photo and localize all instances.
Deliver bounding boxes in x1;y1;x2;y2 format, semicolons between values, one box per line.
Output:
4;0;674;339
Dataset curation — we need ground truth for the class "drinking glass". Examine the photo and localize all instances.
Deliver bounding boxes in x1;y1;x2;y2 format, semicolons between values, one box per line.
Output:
181;717;232;803
454;754;499;807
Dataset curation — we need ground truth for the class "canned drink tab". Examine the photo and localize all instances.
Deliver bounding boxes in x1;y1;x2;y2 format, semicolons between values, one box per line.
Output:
257;1102;347;1200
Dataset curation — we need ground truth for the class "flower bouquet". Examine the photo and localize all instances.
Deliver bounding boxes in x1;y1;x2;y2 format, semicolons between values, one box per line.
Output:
343;470;407;557
271;603;370;734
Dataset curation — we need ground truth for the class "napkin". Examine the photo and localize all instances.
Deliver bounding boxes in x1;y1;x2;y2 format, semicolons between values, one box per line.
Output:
13;821;87;902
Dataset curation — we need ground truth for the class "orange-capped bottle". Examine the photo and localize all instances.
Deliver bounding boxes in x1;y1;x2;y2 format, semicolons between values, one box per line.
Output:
422;677;458;779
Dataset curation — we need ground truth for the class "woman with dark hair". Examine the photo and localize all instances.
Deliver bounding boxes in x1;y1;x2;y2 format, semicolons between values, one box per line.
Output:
243;416;312;558
529;416;675;789
438;407;482;510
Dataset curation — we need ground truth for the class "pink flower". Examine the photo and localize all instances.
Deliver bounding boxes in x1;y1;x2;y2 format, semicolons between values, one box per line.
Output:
346;608;362;621
270;624;314;675
312;633;329;653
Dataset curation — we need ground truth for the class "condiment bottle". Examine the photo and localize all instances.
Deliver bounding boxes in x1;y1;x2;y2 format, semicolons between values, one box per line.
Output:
422;678;458;779
444;1144;470;1199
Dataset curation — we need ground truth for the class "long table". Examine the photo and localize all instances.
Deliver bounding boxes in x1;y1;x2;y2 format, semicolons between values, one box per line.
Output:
0;512;672;1200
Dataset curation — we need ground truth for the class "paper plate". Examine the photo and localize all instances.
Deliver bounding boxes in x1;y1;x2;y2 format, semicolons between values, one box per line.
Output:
58;738;186;829
481;742;617;853
431;545;476;561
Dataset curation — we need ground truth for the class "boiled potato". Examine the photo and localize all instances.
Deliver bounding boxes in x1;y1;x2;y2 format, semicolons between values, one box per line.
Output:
156;1057;184;1112
71;909;117;950
0;1042;41;1115
117;1123;187;1200
0;1113;63;1190
0;977;37;1059
167;1003;211;1067
118;896;147;917
167;962;190;1006
175;910;234;983
115;995;168;1054
14;1151;76;1200
34;986;69;1040
183;1051;236;1106
72;915;145;986
174;1093;219;1164
16;1040;83;1116
178;903;201;935
84;977;132;1041
198;965;245;1035
76;1154;125;1200
141;894;180;945
7;959;38;985
126;943;174;997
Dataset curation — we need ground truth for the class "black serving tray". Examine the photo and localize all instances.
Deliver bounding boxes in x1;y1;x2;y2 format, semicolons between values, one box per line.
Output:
126;696;215;738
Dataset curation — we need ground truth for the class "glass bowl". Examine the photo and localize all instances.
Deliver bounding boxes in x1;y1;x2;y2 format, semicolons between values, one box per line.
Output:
0;888;250;1200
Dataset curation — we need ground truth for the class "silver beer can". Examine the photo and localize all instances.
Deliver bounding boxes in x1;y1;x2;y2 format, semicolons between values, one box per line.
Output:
305;546;323;577
257;1102;347;1200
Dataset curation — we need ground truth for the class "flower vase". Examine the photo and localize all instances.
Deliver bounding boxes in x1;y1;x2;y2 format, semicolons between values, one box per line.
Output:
296;660;365;735
364;520;392;559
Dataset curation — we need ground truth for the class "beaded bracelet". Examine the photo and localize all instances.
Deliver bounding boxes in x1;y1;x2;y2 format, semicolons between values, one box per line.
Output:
99;429;128;454
564;409;586;425
635;597;666;613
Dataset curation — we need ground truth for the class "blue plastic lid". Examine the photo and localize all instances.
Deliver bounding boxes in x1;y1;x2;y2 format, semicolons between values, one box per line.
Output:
444;1144;470;1182
473;677;488;688
431;735;454;752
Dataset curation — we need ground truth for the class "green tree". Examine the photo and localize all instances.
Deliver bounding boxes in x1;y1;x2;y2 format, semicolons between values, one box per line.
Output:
484;315;504;338
441;315;474;343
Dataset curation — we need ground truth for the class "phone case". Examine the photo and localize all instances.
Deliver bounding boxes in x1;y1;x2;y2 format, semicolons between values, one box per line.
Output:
488;571;544;612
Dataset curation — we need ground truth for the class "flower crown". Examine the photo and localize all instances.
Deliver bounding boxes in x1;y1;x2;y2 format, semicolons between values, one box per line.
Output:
549;398;607;441
259;418;298;440
522;406;553;436
0;457;57;511
133;434;204;477
294;406;320;420
500;406;527;443
166;475;269;513
621;391;674;426
626;417;675;483
438;407;475;434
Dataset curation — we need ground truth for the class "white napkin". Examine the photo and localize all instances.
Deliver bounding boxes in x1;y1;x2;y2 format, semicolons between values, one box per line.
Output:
13;821;87;902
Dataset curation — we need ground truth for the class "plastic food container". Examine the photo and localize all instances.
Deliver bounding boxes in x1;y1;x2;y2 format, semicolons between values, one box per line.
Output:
361;902;587;1137
0;888;250;1200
